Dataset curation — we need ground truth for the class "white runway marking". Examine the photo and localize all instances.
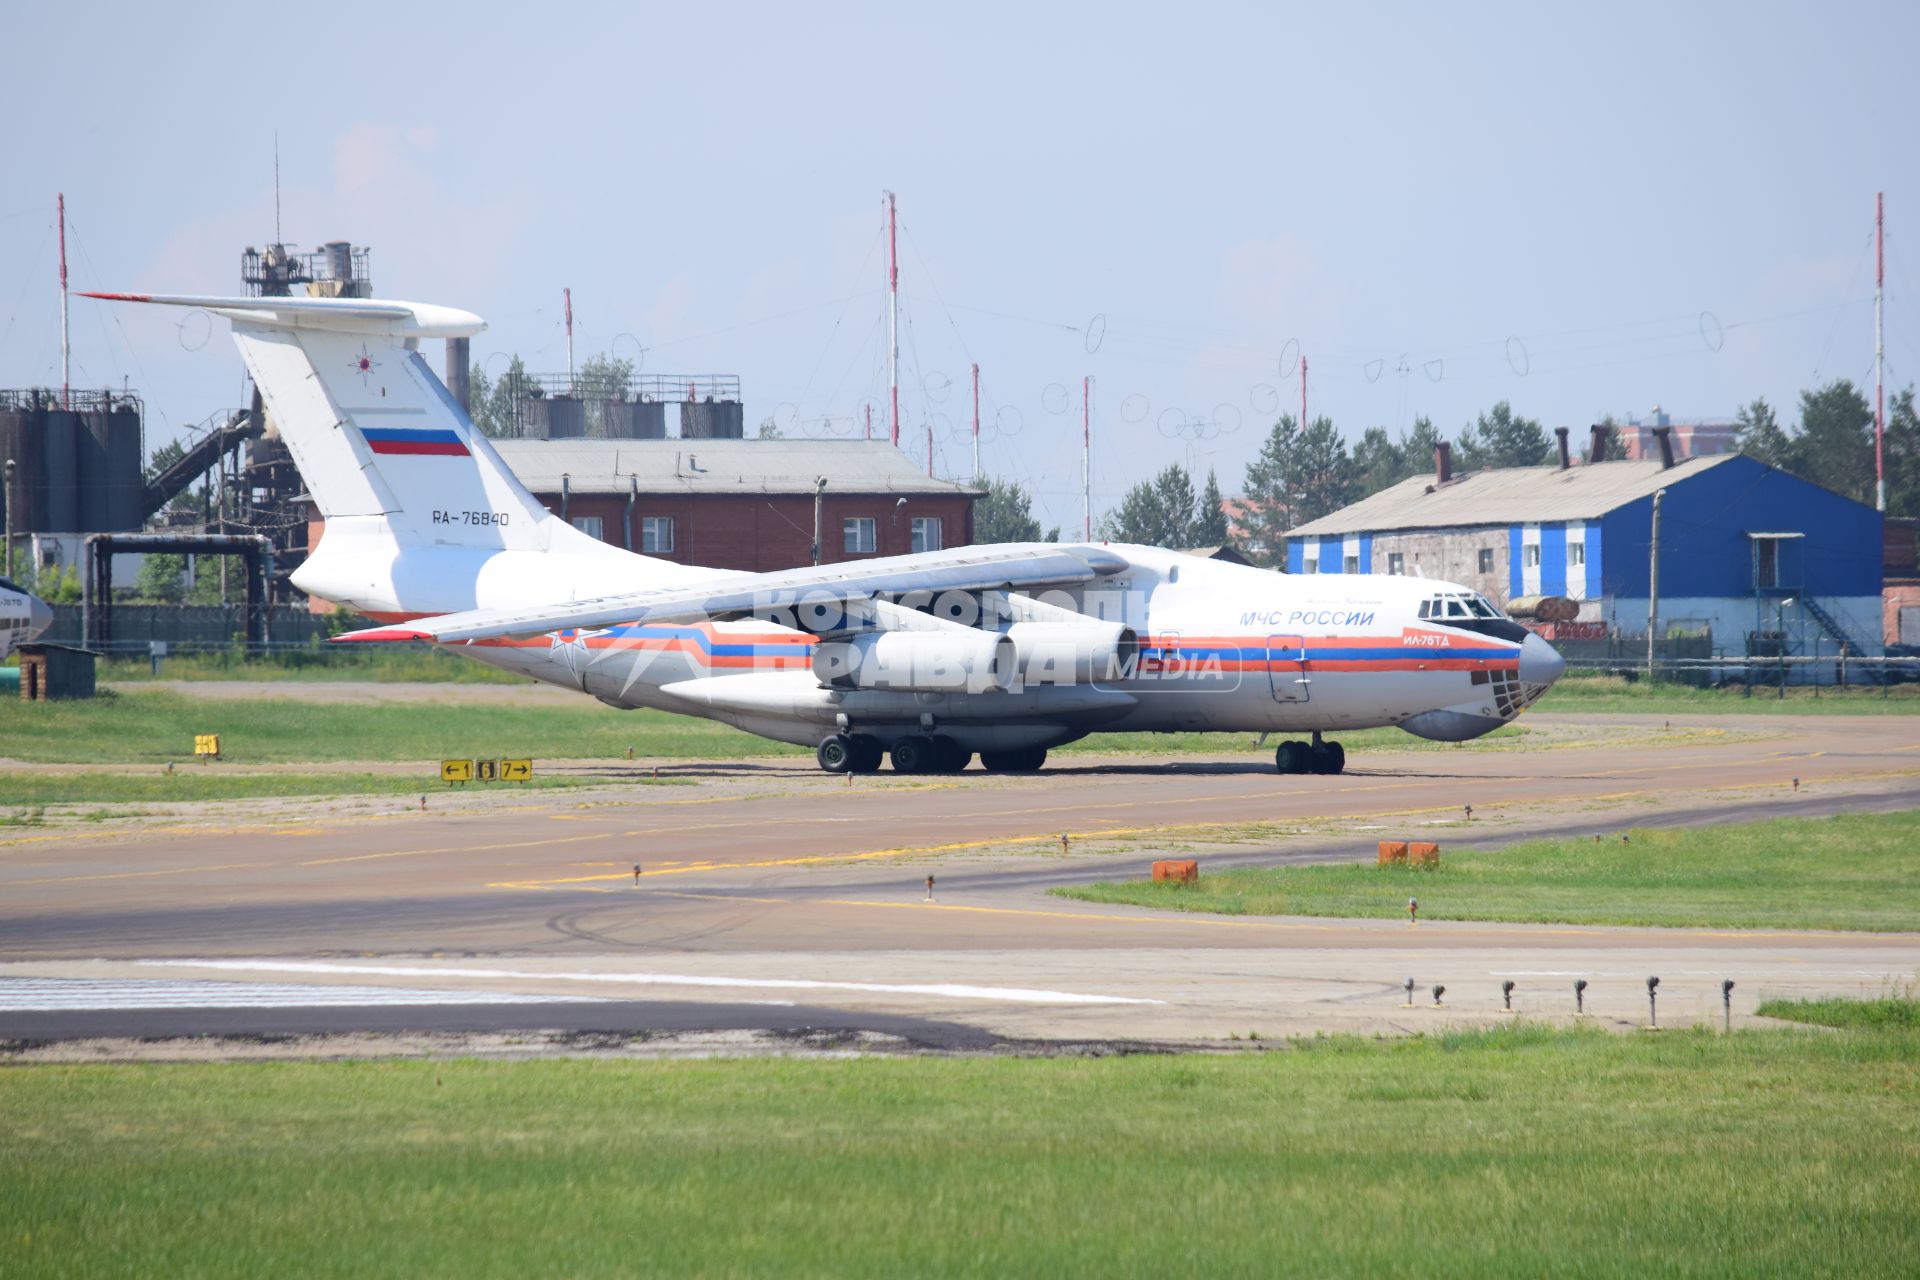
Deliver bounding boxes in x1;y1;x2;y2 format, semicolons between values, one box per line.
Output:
140;960;1162;1006
0;978;607;1012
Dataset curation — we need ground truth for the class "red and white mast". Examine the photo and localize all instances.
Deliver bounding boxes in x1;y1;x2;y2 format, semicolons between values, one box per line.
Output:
58;193;70;410
1875;192;1885;512
887;191;900;448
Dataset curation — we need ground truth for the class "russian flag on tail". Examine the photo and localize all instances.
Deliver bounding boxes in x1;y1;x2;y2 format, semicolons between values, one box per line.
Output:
361;427;470;457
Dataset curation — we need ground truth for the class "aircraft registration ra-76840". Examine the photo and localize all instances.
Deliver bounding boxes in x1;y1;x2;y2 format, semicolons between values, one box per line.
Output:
86;290;1565;775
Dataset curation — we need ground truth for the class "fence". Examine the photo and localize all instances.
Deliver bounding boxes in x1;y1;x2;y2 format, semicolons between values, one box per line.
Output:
42;604;335;655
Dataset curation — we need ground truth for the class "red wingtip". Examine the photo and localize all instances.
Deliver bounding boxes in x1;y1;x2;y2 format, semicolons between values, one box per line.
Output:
332;626;434;644
77;291;152;302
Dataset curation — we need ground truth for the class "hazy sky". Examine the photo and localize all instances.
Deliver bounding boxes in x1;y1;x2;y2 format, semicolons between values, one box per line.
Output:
3;2;1915;533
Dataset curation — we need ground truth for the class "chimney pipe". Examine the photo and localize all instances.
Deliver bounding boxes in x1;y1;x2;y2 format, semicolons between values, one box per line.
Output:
445;336;471;414
1652;426;1675;470
1588;424;1611;465
1555;426;1571;470
1435;442;1453;485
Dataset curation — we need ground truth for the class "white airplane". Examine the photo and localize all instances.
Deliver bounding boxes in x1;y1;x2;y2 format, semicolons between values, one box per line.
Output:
86;291;1564;774
0;575;54;662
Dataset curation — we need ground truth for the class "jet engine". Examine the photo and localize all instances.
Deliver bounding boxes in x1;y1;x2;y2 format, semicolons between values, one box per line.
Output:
811;629;1015;694
1005;621;1138;686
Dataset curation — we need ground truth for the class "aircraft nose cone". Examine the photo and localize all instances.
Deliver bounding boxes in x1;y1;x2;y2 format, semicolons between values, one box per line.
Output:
1518;632;1565;688
27;596;53;639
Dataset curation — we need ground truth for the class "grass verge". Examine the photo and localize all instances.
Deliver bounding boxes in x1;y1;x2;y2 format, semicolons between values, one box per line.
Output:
1542;672;1920;714
1054;810;1920;932
2;1025;1915;1277
1757;992;1920;1029
0;687;1542;765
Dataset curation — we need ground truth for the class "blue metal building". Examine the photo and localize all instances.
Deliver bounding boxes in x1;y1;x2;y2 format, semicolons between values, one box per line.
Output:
1285;449;1884;665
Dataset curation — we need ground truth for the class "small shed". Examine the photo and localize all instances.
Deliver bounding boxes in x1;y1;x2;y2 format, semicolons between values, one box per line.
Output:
17;643;96;700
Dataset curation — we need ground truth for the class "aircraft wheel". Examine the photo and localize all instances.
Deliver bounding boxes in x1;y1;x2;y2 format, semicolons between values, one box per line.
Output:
816;734;855;773
931;737;973;773
1274;740;1313;775
891;735;938;774
981;747;1047;773
848;735;886;773
1312;741;1346;775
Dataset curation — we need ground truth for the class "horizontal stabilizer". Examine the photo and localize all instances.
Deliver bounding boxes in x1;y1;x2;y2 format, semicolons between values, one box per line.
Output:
78;292;485;338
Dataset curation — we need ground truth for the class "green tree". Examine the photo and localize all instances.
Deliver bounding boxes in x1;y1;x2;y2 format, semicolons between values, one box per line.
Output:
1456;401;1551;470
1295;416;1357;521
972;476;1050;544
467;354;535;437
1351;426;1403;497
144;438;201;520
1194;471;1229;545
1240;414;1305;566
1734;397;1796;472
1883;386;1919;518
134;552;186;603
1402;415;1444;475
1794;380;1874;502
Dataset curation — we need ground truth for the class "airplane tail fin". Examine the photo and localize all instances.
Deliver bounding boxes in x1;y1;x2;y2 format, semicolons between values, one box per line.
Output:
82;293;625;609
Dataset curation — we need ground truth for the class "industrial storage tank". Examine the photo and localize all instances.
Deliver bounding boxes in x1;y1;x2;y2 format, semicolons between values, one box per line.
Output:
0;403;47;534
76;404;144;531
680;399;744;439
522;396;586;439
599;400;667;439
41;410;80;532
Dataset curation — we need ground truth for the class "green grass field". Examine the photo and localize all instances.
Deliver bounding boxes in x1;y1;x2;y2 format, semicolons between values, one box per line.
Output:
1758;993;1920;1029
2;1024;1915;1277
0;687;1542;765
1056;811;1920;932
99;647;526;684
1544;671;1920;714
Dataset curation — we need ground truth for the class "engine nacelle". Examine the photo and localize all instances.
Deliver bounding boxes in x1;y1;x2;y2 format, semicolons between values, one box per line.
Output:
1005;621;1137;686
811;629;1015;694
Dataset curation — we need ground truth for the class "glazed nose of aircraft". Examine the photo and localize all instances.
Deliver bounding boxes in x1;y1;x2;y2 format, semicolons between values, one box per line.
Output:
27;595;53;640
1517;632;1566;689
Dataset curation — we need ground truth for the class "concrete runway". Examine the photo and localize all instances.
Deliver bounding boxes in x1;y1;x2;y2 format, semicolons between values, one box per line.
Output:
4;711;1917;1046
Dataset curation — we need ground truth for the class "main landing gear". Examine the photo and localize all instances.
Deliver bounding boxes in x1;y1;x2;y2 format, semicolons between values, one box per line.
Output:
816;733;885;774
1274;731;1345;776
815;734;1050;775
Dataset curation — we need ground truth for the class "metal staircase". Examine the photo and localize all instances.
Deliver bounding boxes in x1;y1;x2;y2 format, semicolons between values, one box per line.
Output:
1800;596;1870;657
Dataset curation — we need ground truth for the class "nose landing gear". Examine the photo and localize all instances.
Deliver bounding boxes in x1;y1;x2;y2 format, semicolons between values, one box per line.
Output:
1275;732;1345;775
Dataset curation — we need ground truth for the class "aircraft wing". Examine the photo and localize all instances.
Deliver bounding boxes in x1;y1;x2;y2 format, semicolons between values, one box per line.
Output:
338;544;1131;643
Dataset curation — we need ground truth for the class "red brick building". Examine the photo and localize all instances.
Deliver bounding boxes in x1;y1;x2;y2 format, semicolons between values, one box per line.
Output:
305;440;980;604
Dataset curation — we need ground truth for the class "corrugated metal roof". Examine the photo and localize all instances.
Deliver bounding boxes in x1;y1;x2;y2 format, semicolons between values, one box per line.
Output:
489;439;981;497
1287;454;1741;536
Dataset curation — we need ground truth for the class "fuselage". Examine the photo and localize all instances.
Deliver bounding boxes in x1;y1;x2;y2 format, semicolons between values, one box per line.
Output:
300;534;1560;754
0;577;54;662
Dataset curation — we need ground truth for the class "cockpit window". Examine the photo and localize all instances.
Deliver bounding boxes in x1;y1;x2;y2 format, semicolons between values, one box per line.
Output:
1424;592;1506;622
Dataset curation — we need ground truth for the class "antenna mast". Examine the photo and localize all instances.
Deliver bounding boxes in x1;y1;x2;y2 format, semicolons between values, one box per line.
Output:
58;193;69;410
1082;375;1093;541
1300;354;1308;431
274;131;282;245
887;191;900;448
564;287;574;396
1875;192;1885;512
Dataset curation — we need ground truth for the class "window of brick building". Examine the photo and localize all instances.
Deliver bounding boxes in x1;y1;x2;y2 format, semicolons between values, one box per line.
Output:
1478;547;1495;574
571;515;604;541
641;517;674;553
911;517;943;553
844;517;877;554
